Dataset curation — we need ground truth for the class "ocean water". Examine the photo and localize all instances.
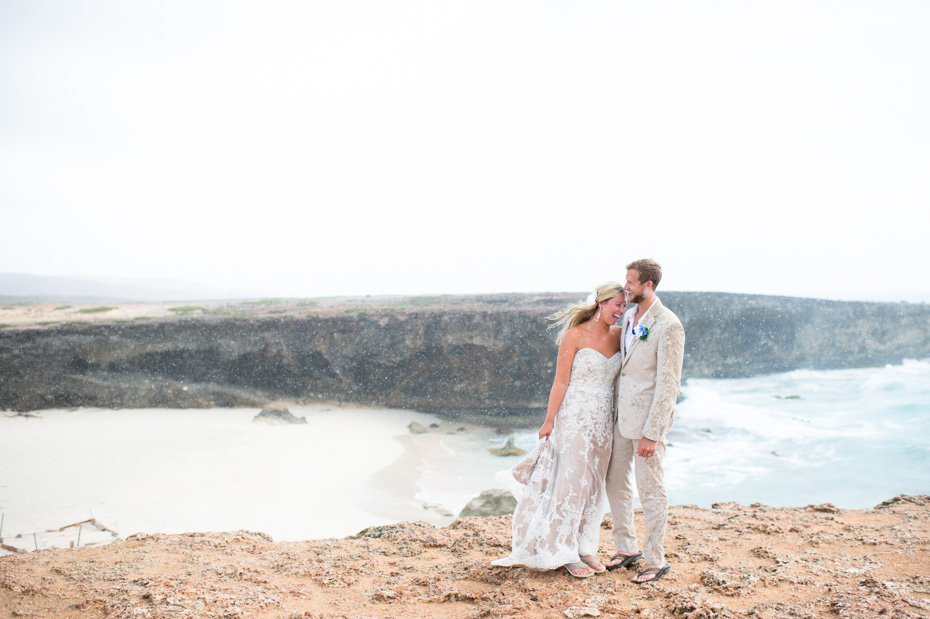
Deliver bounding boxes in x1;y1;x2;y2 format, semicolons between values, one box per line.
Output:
664;358;930;508
446;359;930;511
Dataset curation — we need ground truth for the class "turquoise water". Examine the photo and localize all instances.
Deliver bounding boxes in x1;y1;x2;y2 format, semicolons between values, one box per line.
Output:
500;359;930;509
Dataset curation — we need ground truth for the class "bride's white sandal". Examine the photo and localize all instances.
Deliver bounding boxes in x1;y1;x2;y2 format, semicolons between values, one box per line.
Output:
564;561;596;578
579;555;606;573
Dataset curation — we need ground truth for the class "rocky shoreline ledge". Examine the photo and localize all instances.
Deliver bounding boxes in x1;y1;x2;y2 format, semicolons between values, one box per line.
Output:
1;496;928;618
2;293;929;419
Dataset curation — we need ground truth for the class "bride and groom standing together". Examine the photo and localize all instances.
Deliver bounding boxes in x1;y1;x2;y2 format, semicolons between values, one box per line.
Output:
492;259;686;583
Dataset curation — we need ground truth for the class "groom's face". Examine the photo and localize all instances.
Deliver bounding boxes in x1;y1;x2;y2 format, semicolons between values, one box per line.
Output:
625;269;647;304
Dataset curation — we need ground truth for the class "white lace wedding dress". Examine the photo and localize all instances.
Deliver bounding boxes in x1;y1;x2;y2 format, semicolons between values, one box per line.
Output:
492;348;622;570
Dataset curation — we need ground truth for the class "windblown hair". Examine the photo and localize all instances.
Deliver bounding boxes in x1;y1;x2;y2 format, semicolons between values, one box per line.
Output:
548;281;625;344
627;258;662;289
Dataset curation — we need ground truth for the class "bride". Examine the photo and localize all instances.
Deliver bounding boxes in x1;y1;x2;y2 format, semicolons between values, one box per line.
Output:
492;282;626;578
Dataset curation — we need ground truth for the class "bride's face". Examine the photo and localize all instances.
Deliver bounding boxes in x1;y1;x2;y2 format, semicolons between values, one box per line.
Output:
600;294;627;325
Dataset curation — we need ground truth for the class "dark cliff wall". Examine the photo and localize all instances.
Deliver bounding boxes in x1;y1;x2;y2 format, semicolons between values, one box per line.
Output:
662;292;929;378
1;293;928;417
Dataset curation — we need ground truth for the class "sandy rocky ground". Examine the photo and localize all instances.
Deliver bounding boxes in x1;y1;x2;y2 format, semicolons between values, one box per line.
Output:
0;299;371;328
1;496;928;619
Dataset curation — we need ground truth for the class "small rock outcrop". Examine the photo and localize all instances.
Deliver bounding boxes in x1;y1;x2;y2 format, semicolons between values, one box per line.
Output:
350;521;435;539
252;407;307;424
459;489;517;517
875;494;930;509
408;422;428;434
489;437;526;456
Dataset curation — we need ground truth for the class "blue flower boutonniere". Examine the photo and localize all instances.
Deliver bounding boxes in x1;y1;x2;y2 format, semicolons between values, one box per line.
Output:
633;325;649;341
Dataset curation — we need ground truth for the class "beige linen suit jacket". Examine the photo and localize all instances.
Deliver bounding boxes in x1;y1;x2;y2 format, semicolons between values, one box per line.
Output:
614;297;685;444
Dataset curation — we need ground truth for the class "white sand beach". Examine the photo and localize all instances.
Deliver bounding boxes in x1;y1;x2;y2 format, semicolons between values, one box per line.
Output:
0;404;515;551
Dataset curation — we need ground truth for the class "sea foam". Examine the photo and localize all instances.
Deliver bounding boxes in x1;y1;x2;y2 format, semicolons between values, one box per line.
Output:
476;359;930;510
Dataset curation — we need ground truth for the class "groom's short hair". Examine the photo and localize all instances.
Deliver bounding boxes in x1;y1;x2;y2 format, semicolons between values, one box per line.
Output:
627;259;662;289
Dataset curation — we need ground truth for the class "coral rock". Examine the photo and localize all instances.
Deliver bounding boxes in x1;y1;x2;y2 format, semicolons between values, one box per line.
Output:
252;407;307;424
489;437;526;456
460;489;518;517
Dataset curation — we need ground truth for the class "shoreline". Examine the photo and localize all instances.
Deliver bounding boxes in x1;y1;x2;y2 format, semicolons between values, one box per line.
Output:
1;497;927;618
4;371;929;550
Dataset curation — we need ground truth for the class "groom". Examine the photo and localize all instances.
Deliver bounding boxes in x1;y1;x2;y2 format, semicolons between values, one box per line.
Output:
603;259;685;583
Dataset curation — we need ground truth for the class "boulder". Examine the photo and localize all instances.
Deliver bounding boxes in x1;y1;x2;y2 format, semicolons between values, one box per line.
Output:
489;437;526;457
252;407;307;424
459;489;517;517
408;421;428;434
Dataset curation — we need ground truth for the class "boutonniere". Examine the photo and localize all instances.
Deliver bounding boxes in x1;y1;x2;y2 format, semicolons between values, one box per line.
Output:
633;325;649;341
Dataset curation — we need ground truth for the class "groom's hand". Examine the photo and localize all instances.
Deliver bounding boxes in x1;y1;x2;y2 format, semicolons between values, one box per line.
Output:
636;437;657;458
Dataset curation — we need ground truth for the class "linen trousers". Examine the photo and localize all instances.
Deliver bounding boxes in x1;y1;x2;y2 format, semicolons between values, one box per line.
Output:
604;429;668;566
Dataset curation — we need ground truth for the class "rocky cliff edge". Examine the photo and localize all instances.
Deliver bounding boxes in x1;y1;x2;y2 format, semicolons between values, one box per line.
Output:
1;292;928;418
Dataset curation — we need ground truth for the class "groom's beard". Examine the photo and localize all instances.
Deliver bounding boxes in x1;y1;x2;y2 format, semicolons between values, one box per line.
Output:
629;292;645;304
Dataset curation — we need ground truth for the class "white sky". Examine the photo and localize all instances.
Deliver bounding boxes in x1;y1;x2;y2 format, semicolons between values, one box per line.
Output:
1;1;928;302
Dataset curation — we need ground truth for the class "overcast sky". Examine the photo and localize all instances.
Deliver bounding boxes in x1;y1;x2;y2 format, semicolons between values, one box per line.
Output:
1;1;928;302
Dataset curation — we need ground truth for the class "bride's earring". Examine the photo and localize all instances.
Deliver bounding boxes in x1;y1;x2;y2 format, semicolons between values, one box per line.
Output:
596;308;601;322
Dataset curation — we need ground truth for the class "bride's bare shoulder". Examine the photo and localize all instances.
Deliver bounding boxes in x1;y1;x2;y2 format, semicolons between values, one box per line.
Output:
566;324;584;337
561;325;585;348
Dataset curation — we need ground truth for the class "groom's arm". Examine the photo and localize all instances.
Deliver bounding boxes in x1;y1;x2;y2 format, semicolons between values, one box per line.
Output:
642;317;685;443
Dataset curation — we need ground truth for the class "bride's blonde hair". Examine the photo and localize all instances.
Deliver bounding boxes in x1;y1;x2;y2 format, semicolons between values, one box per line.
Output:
548;281;625;343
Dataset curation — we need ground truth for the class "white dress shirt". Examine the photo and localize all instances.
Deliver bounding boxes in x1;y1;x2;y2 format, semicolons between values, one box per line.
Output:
624;297;657;353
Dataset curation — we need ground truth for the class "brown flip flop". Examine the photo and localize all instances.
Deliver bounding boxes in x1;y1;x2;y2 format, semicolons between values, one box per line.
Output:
632;563;671;584
605;551;642;571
